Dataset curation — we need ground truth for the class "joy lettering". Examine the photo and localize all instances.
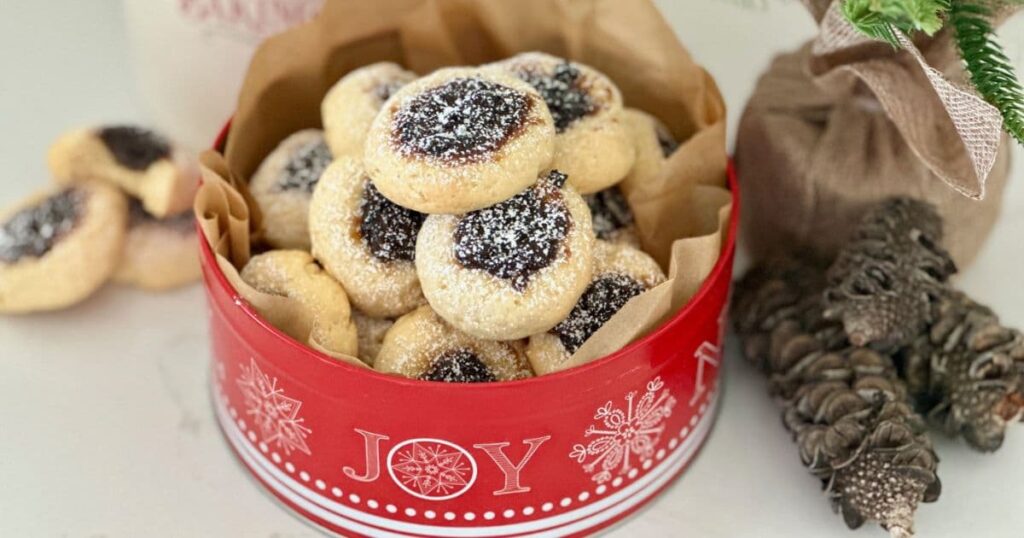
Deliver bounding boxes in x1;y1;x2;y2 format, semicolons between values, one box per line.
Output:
342;429;552;500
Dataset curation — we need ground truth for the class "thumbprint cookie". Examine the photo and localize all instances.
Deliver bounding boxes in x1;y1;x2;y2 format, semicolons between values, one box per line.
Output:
527;241;666;374
416;171;595;340
321;62;417;157
112;200;200;291
584;186;640;248
240;250;359;358
309;157;426;318
491;52;635;194
375;306;534;383
622;108;678;186
0;181;126;313
249;129;332;250
48;125;196;218
364;67;556;214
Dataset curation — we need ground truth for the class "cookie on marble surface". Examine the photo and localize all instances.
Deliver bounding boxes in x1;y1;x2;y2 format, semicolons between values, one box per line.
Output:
416;171;595;340
584;185;640;248
0;181;126;313
375;306;533;383
309;157;426;318
48;125;196;218
364;67;556;214
322;62;417;158
527;241;666;374
112;199;200;291
240;249;358;358
491;52;634;194
249;129;332;250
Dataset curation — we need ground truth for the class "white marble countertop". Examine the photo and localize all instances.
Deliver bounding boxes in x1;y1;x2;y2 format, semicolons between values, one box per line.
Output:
1;1;1023;537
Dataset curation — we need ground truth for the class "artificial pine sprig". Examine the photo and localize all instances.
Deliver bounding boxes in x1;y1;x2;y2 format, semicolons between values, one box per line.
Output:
843;0;950;46
842;0;1024;145
948;0;1024;143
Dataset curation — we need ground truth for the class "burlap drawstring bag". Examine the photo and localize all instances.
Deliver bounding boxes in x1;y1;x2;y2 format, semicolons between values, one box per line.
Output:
736;0;1016;267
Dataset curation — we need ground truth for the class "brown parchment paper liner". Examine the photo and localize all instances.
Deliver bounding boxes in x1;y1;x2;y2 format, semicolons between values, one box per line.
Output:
196;152;368;368
737;0;1017;267
194;0;730;372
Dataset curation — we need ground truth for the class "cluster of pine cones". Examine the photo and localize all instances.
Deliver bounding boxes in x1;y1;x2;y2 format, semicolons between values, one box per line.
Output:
732;198;1024;537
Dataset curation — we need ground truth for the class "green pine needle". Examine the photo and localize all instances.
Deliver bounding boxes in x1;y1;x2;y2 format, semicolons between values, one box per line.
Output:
949;1;1024;144
843;0;950;47
840;0;1024;145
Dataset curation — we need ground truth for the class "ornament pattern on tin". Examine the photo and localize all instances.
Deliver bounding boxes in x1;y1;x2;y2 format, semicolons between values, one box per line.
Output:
570;377;677;484
237;357;312;456
387;439;478;501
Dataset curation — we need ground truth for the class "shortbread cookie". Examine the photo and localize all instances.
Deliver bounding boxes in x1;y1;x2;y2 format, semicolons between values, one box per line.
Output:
309;157;426;318
364;67;556;214
491;53;634;194
527;241;665;374
322;62;417;157
623;108;678;186
416;171;595;340
249;129;332;249
0;181;126;313
113;200;200;291
375;306;534;382
48;126;196;218
584;186;640;247
353;311;394;366
240;250;358;357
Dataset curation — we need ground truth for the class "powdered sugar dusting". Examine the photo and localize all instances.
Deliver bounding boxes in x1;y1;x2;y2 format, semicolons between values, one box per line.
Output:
357;181;425;263
585;187;633;241
516;61;596;132
552;273;646;354
392;77;532;164
278;139;332;192
453;171;570;291
0;188;82;263
377;307;534;381
309;163;424;318
421;349;496;383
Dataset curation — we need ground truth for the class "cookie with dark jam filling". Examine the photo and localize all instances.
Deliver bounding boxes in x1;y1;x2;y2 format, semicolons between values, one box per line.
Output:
48;125;195;218
416;169;597;341
526;241;666;374
322;62;418;158
364;67;556;214
1;181;127;313
375;306;534;382
492;52;635;195
309;156;426;319
250;129;333;250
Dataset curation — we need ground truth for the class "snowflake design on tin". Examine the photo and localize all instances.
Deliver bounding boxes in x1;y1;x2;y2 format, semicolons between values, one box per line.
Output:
388;439;476;500
570;377;677;484
236;357;312;455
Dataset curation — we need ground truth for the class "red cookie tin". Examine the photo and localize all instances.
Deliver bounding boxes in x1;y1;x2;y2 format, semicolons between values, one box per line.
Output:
203;165;738;537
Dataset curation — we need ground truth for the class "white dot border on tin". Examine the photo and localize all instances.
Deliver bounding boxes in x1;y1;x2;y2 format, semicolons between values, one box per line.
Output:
217;386;716;522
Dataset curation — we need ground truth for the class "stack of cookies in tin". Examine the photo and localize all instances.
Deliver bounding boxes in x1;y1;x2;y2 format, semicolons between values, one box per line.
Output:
240;53;684;381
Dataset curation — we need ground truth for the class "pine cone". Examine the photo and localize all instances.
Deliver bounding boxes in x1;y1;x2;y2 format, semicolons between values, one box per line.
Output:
732;257;829;374
899;291;1024;451
734;257;940;537
824;199;957;350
